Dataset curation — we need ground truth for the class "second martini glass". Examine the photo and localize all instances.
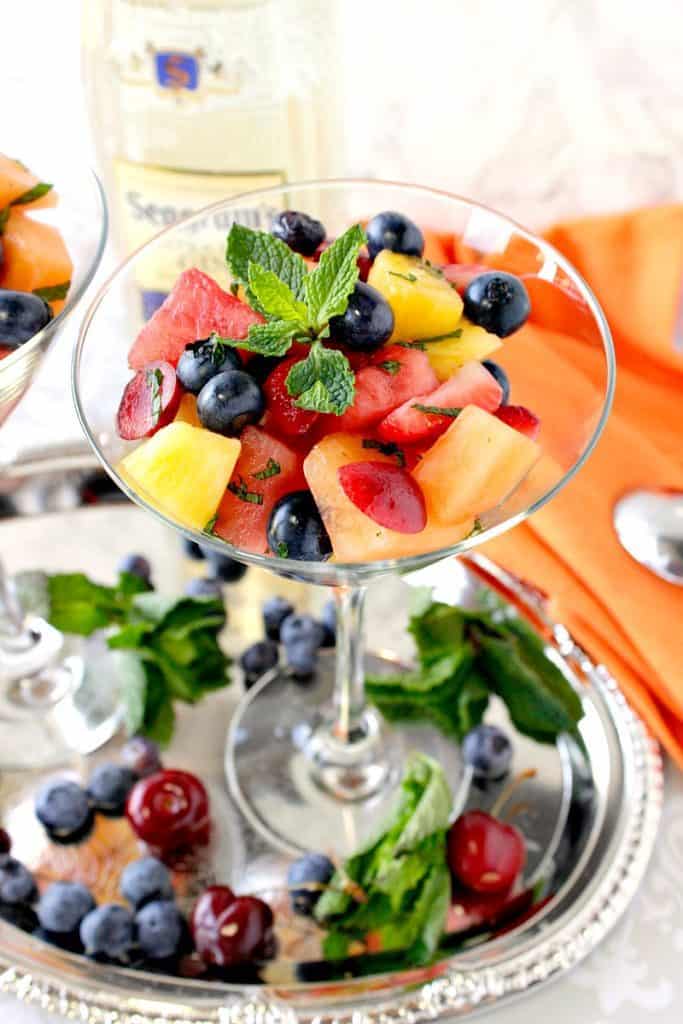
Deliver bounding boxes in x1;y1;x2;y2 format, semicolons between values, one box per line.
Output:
73;180;614;857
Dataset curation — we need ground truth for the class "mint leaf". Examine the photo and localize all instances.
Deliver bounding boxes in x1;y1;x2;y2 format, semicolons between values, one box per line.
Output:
412;404;462;417
47;571;150;635
247;262;308;324
285;340;355;415
113;650;148;736
146;367;163;427
377;360;401;375
252;457;280;480
11;182;53;206
211;320;298;357
304;224;366;330
361;438;405;467
226;223;306;303
227;477;264;505
32;281;70;302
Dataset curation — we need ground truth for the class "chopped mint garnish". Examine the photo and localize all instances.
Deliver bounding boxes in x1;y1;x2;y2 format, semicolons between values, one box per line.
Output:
377;359;401;375
396;340;427;351
10;182;53;206
419;328;463;344
285;340;355;415
412;404;462;418
467;517;484;538
219;223;367;415
229;281;240;297
228;478;264;505
362;438;406;468
388;271;418;283
32;281;70;302
203;515;218;536
146;367;164;426
252;458;281;480
276;541;289;558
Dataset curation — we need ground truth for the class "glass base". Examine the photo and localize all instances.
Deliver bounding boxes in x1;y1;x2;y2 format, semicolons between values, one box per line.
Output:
225;650;469;857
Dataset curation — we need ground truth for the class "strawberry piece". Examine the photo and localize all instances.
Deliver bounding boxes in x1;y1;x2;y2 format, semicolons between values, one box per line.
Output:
263;357;320;437
495;404;540;439
116;360;181;441
338;461;427;534
128;269;263;369
378;360;503;445
334;346;438;433
442;263;490;295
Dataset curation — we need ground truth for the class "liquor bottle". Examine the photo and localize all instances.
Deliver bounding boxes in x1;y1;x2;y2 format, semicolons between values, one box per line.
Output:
82;0;342;316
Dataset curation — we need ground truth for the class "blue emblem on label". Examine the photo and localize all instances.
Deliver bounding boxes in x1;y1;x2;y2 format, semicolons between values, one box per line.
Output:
155;52;199;91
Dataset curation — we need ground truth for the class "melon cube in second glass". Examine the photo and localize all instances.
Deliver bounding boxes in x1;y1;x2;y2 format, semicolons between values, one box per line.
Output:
414;405;540;525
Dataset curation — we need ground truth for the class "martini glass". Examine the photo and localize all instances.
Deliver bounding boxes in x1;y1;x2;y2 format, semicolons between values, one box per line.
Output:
0;146;107;763
73;180;614;857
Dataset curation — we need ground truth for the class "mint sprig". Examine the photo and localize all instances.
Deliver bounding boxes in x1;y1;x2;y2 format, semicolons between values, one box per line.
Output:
32;281;71;303
214;223;367;415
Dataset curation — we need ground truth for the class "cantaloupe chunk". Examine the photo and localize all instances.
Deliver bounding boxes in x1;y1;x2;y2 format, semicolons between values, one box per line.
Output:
174;393;202;428
304;433;473;562
414;406;540;525
119;422;240;531
423;320;502;381
0;154;57;210
0;210;72;302
368;251;463;343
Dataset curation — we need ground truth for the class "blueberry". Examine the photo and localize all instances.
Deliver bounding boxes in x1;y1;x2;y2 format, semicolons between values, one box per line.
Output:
0;856;36;905
35;780;93;841
176;337;242;395
121;856;173;909
463;272;530;338
197;370;265;437
240;641;279;688
319;599;336;648
281;613;324;649
285;640;318;681
37;882;95;934
267;491;332;562
184;577;223;599
0;828;10;855
183;538;206;561
365;211;424;261
262;595;294;641
80;903;135;960
271;210;325;257
86;763;137;816
117;554;152;583
120;737;162;779
0;288;52;348
462;723;513;781
287;853;335;915
135;900;184;960
207;552;248;583
328;281;394;351
482;360;511;404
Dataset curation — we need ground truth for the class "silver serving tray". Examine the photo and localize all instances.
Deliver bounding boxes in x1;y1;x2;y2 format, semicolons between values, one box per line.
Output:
0;554;663;1023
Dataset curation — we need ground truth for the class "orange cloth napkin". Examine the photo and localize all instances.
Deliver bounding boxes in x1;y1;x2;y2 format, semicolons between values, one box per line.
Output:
481;205;683;767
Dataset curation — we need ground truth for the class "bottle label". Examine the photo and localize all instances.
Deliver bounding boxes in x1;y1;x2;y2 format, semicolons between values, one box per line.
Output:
114;160;284;315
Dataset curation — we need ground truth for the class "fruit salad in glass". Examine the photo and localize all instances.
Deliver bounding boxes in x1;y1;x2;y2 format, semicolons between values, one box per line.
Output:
111;209;542;565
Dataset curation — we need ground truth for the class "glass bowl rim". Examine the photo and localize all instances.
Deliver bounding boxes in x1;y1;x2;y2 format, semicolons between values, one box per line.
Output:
72;177;615;582
1;167;108;370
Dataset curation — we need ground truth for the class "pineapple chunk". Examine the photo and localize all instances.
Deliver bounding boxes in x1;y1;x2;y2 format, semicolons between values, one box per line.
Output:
368;251;463;342
414;406;539;525
120;422;241;530
424;320;502;381
174;393;202;428
304;433;472;562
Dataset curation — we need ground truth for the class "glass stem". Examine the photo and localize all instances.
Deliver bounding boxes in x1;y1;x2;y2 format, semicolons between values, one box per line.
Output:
0;557;24;637
332;585;367;743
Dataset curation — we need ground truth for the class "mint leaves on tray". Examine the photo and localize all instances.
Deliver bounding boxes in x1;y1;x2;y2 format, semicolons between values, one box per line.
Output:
315;753;452;964
365;591;583;745
47;572;230;745
215;222;367;414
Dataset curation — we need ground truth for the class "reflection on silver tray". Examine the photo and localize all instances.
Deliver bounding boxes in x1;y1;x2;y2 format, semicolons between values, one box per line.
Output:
0;555;663;1022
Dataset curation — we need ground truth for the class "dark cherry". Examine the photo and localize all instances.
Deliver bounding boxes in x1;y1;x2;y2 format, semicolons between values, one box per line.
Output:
0;828;10;855
126;769;210;854
447;810;525;894
191;885;274;966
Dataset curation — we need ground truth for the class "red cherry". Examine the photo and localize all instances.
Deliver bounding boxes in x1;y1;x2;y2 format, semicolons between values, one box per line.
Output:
126;769;210;854
447;810;525;894
494;404;540;440
191;886;274;966
116;360;181;440
0;828;11;855
338;461;427;534
263;357;319;437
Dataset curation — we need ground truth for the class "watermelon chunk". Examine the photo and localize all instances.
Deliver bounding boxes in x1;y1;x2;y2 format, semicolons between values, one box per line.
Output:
214;427;305;554
128;269;264;370
378;361;503;445
333;346;439;433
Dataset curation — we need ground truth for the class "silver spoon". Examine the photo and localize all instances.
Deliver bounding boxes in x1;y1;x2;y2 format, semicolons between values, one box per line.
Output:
613;488;683;585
